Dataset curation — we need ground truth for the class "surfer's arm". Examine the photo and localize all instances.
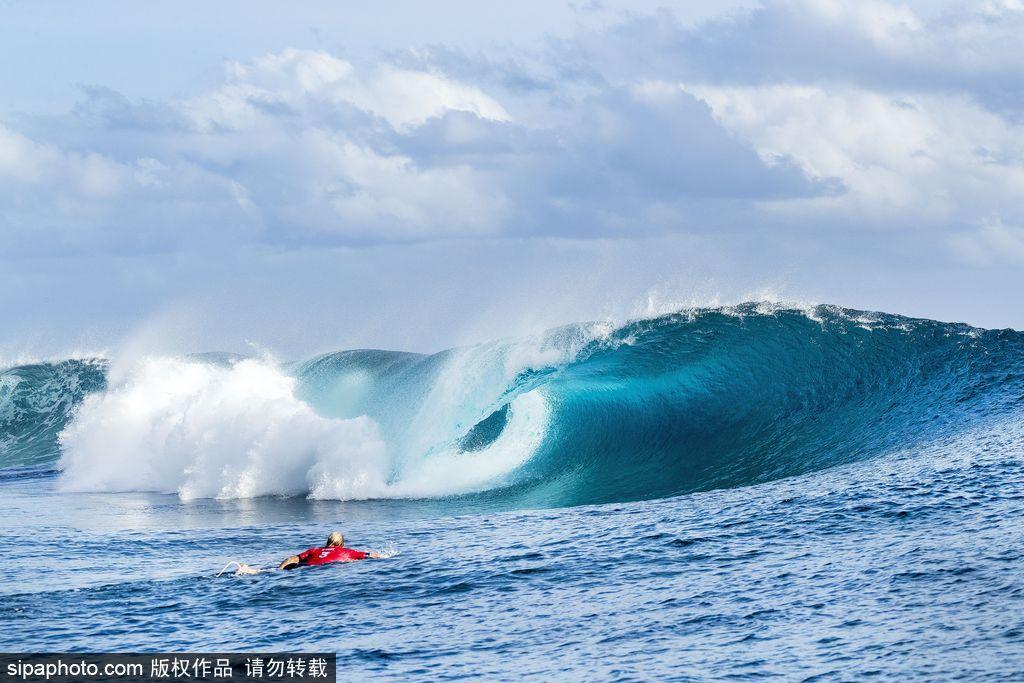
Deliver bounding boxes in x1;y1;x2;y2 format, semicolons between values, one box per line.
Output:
278;555;301;570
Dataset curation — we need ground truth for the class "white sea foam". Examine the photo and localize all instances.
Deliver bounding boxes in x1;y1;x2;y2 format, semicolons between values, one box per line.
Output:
392;323;587;472
57;355;550;501
382;389;549;499
58;357;391;500
371;541;401;559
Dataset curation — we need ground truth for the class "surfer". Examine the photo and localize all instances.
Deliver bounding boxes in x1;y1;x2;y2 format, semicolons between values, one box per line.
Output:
278;531;381;570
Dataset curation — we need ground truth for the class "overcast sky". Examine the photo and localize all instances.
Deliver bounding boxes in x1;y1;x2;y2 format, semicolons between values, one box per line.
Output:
1;0;1023;360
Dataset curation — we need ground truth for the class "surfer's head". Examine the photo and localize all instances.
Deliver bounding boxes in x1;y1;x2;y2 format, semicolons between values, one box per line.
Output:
326;531;344;548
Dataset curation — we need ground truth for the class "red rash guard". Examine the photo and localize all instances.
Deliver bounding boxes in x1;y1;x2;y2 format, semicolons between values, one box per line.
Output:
297;546;368;566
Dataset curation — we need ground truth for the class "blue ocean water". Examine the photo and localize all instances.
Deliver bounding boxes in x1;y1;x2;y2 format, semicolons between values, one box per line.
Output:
1;304;1023;679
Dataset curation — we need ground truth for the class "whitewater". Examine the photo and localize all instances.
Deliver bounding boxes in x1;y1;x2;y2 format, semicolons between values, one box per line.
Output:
2;304;1023;679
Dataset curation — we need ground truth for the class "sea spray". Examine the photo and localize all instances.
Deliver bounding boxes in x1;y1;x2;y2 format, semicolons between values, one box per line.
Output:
55;355;550;500
1;304;1020;508
57;357;390;499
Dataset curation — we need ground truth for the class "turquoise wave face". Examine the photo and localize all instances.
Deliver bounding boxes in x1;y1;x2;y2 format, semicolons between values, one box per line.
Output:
510;307;1024;506
0;359;107;469
3;305;1023;507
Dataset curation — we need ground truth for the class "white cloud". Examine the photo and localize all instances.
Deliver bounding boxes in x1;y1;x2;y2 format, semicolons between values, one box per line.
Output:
0;124;129;197
682;83;1024;227
2;2;1024;261
949;218;1024;265
0;122;258;254
793;0;922;47
6;0;1024;356
560;0;1024;118
1;43;831;253
0;51;523;249
188;48;510;131
280;130;509;240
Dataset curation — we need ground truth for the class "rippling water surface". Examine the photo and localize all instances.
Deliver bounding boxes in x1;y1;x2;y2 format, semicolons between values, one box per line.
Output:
2;305;1023;679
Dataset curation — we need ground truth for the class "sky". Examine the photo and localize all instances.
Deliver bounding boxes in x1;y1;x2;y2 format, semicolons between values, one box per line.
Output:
1;0;1023;360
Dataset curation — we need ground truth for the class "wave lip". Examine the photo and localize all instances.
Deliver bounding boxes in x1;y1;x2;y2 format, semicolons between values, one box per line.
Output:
3;303;1023;508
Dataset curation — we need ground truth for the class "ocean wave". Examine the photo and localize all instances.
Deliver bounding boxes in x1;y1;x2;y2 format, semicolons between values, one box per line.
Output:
2;304;1022;507
0;359;107;468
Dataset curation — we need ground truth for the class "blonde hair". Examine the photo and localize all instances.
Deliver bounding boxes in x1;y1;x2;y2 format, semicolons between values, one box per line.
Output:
326;531;344;547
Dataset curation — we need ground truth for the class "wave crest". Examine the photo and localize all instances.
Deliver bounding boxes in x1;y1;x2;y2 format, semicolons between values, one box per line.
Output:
3;304;1022;507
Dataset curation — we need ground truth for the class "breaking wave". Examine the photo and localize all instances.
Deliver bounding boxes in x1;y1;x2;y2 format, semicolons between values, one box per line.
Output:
2;304;1022;507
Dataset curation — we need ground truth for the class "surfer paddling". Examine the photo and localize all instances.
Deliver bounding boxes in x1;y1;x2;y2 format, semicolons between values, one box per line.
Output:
278;531;381;570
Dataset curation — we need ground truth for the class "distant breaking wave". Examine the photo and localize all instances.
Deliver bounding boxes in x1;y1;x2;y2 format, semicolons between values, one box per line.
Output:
1;304;1022;507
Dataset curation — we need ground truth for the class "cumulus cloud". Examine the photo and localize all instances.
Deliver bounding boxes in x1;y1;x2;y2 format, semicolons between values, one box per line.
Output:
0;123;254;254
514;0;1024;258
7;0;1024;361
682;84;1024;225
562;0;1024;116
1;0;1023;275
0;41;835;254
